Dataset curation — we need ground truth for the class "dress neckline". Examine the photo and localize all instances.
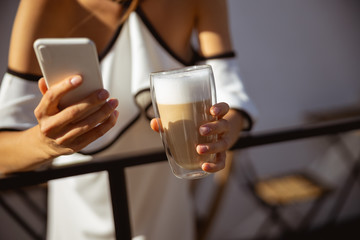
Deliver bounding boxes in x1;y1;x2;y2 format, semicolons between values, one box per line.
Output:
98;6;199;66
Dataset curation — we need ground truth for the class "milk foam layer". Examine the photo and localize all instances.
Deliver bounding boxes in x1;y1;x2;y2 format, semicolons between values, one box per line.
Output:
154;70;211;104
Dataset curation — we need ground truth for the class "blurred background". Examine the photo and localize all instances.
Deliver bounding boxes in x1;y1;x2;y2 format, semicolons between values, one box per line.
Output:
1;0;360;239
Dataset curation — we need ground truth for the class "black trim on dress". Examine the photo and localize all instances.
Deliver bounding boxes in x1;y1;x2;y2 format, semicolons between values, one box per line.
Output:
0;128;21;132
144;101;154;121
133;88;154;121
235;109;253;131
80;113;142;155
82;88;151;155
6;68;42;82
98;24;124;61
135;7;197;66
196;51;236;62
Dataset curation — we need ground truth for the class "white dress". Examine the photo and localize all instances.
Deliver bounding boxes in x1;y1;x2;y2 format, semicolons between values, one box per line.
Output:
0;7;257;240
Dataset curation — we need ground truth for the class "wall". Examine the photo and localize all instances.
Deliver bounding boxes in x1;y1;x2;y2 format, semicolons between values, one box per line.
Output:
229;0;360;131
0;0;18;75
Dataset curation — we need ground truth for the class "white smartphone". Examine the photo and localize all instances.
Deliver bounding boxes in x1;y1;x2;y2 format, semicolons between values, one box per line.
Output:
33;38;104;108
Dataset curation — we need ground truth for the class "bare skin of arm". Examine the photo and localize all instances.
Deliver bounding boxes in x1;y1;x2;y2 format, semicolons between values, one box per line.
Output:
1;0;121;174
8;0;122;75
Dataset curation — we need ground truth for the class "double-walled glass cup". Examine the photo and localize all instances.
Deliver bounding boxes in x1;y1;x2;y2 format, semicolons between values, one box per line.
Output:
150;65;217;179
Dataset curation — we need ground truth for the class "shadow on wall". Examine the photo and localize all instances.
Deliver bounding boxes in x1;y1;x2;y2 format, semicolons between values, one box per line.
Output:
0;0;19;76
228;0;360;131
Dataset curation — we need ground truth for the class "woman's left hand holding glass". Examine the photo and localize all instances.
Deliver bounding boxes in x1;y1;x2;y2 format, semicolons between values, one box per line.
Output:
150;102;245;174
196;102;244;173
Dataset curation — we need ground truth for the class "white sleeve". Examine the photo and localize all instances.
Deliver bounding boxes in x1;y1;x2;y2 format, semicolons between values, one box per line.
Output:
0;72;41;130
197;56;258;130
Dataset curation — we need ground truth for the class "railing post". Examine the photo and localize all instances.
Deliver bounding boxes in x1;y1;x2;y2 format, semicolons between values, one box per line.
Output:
108;167;132;240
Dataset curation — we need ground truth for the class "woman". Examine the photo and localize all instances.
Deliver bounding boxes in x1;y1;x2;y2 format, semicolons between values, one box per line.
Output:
0;0;257;239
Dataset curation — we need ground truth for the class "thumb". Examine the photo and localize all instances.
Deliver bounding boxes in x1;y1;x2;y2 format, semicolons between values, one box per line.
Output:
150;118;163;132
38;78;48;95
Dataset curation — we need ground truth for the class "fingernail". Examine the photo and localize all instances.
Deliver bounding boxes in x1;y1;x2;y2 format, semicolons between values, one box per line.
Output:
200;126;210;135
211;107;220;115
197;145;208;154
70;76;82;86
98;89;109;100
108;99;118;109
202;163;211;172
113;110;119;118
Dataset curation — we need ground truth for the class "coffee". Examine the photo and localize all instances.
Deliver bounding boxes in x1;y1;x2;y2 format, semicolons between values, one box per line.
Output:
158;100;215;170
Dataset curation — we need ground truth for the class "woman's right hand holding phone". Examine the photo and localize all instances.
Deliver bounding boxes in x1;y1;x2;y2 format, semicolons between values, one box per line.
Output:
34;75;119;159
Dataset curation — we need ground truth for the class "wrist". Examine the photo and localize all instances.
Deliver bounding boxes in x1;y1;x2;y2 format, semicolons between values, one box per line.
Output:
25;125;58;164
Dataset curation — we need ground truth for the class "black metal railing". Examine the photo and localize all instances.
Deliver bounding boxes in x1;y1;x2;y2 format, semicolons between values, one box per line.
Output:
1;116;360;240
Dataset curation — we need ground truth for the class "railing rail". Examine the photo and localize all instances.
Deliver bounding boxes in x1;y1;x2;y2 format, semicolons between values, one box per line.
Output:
2;117;360;190
1;116;360;239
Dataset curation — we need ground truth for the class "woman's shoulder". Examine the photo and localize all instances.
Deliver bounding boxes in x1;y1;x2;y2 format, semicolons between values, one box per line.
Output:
8;0;122;75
